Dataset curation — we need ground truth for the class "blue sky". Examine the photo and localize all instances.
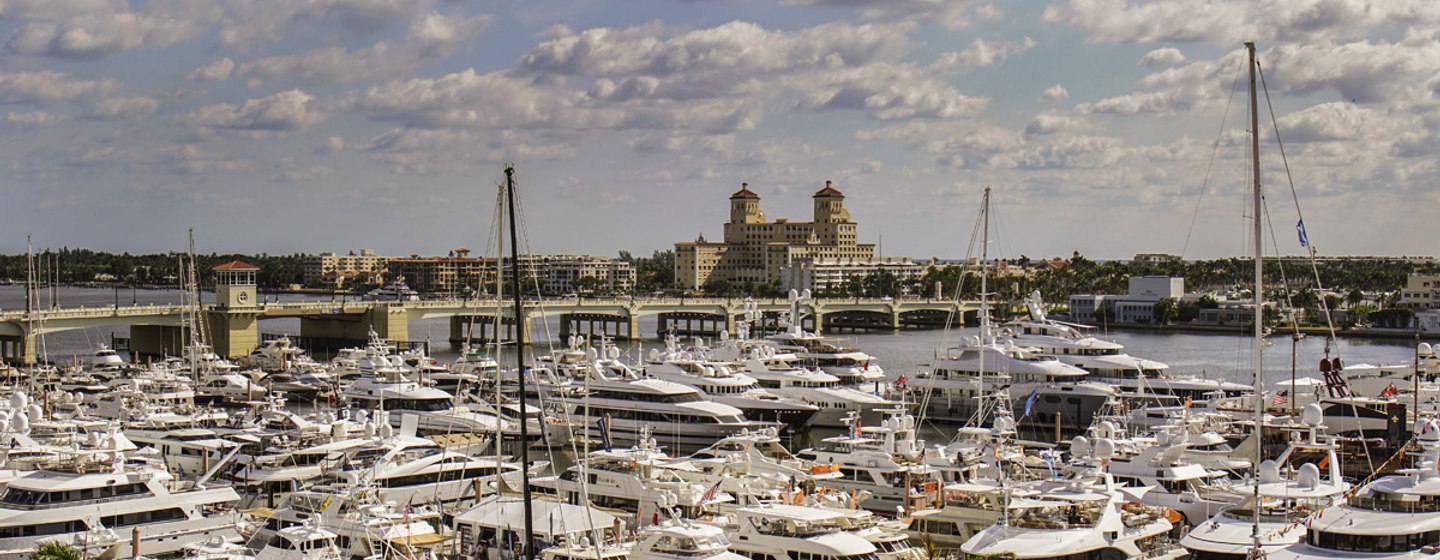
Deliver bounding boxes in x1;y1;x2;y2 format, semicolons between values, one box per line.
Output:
3;0;1437;262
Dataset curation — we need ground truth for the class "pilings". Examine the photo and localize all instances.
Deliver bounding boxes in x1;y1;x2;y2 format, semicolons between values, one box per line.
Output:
449;315;529;346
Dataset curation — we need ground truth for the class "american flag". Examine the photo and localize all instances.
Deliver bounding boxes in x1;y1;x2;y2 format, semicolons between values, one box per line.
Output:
700;481;722;503
1272;390;1288;406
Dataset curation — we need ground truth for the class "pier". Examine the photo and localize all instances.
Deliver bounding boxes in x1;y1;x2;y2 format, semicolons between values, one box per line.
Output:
0;297;978;363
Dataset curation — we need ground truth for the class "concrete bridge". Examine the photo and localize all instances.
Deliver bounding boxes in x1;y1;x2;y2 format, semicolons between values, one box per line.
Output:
0;297;979;363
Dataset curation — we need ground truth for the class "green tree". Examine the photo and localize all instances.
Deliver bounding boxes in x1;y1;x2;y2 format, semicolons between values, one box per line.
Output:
702;277;734;296
573;275;607;295
31;542;84;560
1152;297;1178;325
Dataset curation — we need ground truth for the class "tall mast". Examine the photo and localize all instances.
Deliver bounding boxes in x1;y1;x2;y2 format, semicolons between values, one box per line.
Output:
1246;40;1265;557
504;165;536;560
978;187;990;421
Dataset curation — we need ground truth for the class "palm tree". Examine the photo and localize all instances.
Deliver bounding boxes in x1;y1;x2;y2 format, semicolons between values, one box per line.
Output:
31;541;85;560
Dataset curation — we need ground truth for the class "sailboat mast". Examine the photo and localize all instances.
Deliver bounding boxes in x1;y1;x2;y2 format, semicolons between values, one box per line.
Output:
978;187;990;420
503;165;536;560
1246;40;1265;555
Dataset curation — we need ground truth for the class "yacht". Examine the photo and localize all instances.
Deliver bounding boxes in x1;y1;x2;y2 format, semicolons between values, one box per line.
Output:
1179;404;1349;560
363;277;421;302
341;365;508;439
794;410;943;514
710;328;894;429
0;451;241;560
527;353;773;451
248;486;449;560
89;343;127;376
1076;421;1237;526
761;291;888;389
644;336;819;430
531;432;732;520
699;504;880;560
1004;291;1251;403
959;464;1185;560
1264;417;1440;560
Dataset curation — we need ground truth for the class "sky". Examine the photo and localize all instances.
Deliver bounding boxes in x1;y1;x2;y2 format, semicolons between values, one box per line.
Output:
2;0;1437;262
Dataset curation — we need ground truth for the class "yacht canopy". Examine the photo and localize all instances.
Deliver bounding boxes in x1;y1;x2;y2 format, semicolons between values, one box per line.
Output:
455;495;620;539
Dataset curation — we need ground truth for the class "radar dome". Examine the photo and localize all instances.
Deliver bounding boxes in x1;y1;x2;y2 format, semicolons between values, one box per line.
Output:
993;416;1015;434
1070;436;1090;458
1417;419;1440;443
1302;403;1324;427
1259;460;1281;483
1298;463;1321;488
1093;438;1116;460
1420;342;1433;356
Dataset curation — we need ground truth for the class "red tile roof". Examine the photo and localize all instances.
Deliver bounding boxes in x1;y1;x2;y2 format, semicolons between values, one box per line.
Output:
213;260;259;271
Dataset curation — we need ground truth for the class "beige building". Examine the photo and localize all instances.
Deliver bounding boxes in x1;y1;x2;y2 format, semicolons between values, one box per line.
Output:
778;257;926;294
676;181;890;290
302;250;391;288
507;255;637;295
388;256;497;295
1400;273;1440;310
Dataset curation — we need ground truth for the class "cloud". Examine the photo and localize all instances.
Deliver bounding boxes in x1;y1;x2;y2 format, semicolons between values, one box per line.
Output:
1025;112;1089;135
213;11;492;86
86;96;159;119
0;70;117;103
315;135;345;155
1;110;60;128
778;0;1000;30
1077;90;1191;115
189;58;236;81
1139;47;1185;67
1040;84;1069;101
184;89;326;132
271;164;334;183
158;144;254;175
359;127;573;174
1274;101;1368;142
930;37;1036;73
1043;0;1440;45
350;68;598;129
5;10;209;59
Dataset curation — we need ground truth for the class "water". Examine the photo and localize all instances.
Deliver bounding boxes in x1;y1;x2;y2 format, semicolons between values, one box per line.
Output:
2;286;1421;387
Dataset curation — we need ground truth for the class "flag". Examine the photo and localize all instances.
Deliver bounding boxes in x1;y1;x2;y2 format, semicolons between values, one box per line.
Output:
896;374;907;385
1297;219;1310;248
1023;387;1040;418
700;481;722;503
1272;390;1288;406
1380;383;1398;398
597;415;612;451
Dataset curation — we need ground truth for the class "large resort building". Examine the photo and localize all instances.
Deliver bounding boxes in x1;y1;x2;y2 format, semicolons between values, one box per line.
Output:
675;181;919;292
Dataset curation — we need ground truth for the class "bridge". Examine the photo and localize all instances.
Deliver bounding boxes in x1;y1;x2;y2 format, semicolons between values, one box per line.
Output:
0;297;979;364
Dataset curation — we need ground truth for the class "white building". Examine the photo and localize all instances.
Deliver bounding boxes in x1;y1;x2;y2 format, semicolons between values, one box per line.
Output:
1069;276;1185;323
507;254;636;295
778;257;925;294
1400;273;1440;310
302;249;391;288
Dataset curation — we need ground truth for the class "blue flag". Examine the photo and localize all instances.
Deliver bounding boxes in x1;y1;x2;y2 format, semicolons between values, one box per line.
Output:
597;415;612;451
1297;219;1309;248
1023;387;1040;417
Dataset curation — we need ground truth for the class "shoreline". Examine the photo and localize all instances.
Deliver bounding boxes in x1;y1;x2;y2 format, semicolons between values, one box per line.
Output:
1067;320;1438;341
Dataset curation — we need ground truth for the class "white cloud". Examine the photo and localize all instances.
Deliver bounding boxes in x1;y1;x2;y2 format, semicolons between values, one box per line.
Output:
1040;84;1069;101
1;110;60;128
315;135;345;155
271;164;334;183
1077;91;1190;115
158;144;254;175
5;10;209;59
1274;101;1368;142
184;89;326;132
930;37;1035;73
86;96;159;119
1044;0;1440;45
1139;47;1185;67
0;70;116;103
219;11;492;86
1025;112;1089;135
778;0;999;30
189;58;236;82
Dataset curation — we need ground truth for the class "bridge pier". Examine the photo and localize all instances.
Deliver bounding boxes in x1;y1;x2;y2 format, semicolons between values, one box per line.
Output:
657;312;729;338
451;315;528;346
0;333;36;366
560;313;637;341
300;304;410;349
130;325;186;360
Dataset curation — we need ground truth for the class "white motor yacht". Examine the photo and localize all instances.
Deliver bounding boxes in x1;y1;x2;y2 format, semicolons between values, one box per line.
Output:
699;504;880;560
1179;404;1350;560
363;277;421;301
794;410;943;514
644;336;819;430
1263;417;1440;560
0;451;240;560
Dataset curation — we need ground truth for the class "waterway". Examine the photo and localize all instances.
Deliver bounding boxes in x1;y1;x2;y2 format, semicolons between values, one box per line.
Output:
2;286;1421;388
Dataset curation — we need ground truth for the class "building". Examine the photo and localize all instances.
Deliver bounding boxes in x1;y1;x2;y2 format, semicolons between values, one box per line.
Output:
387;255;497;295
1133;253;1182;264
302;250;390;288
675;181;908;291
1069;276;1185;323
506;255;636;295
1400;273;1440;310
778;257;926;294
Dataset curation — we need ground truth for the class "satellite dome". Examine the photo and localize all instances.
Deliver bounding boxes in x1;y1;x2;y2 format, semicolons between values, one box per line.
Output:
1259;460;1281;483
1070;436;1090;458
1298;463;1321;488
